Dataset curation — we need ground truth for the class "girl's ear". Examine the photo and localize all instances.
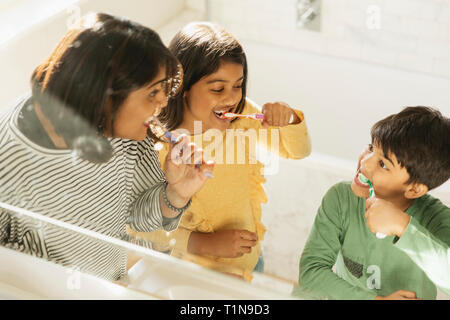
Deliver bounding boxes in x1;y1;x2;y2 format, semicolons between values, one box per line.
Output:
404;182;428;199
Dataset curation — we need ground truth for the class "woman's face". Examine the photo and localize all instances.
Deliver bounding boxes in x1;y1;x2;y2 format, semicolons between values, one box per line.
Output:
181;61;244;133
109;67;168;140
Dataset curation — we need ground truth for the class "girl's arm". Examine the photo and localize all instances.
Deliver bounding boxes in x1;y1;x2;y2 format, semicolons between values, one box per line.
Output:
243;98;311;159
187;229;257;258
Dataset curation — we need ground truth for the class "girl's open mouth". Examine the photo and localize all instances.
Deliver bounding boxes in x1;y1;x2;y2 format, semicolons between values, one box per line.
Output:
213;107;234;120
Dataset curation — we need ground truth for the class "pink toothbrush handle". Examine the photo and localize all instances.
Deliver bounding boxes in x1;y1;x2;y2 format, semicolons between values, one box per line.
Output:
252;113;294;123
252;113;264;120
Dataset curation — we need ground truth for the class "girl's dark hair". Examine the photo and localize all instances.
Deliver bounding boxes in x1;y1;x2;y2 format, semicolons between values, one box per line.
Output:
31;12;181;163
159;22;248;131
371;106;450;190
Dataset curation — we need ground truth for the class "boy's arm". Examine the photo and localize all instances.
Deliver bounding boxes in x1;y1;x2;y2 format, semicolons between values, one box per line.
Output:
365;197;450;295
394;214;450;295
297;185;377;300
244;98;311;159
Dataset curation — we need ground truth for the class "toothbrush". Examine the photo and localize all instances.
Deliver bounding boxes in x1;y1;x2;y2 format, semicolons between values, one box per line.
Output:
222;112;265;120
221;112;295;123
147;117;213;179
358;173;387;239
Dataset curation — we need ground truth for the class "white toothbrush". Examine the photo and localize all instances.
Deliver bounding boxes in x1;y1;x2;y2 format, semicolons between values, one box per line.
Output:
221;112;265;120
222;112;294;123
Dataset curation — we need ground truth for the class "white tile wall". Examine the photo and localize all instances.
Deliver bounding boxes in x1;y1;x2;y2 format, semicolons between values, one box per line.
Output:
206;0;450;79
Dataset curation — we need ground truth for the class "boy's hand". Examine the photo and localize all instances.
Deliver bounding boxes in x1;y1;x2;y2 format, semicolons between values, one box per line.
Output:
188;229;258;258
365;197;411;237
262;102;301;128
375;290;422;300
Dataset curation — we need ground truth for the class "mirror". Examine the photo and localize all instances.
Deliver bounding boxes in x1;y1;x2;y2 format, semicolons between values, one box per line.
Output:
0;0;449;301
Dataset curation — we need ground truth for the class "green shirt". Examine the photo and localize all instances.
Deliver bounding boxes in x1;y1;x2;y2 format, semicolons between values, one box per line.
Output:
295;182;450;300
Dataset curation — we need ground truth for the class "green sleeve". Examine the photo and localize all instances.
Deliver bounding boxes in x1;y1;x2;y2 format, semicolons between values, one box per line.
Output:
394;210;450;295
297;184;377;300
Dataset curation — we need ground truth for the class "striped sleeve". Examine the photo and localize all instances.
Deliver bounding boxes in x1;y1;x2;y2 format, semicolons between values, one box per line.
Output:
0;209;10;245
0;97;183;281
126;138;182;233
127;181;164;232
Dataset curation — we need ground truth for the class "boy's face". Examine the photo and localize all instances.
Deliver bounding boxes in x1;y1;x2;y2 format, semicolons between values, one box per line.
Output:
351;143;412;202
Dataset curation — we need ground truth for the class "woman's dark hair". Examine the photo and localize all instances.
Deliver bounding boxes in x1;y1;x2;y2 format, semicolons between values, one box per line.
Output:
371;106;450;190
159;22;248;131
30;12;181;163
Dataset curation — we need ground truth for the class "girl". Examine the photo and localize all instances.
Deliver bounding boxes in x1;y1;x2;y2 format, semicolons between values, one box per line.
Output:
128;22;311;281
0;13;212;281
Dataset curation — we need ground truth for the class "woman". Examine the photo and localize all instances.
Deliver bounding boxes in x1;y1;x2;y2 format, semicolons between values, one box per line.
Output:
0;13;213;281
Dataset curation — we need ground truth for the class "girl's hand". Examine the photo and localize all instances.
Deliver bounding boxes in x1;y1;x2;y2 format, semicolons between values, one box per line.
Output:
164;134;214;207
261;102;300;128
188;229;258;258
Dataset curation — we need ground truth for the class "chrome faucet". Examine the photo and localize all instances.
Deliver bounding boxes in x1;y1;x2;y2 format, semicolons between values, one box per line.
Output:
297;0;321;31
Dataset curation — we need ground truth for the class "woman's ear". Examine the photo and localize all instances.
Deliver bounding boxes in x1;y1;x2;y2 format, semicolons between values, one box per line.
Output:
183;90;190;109
404;182;428;199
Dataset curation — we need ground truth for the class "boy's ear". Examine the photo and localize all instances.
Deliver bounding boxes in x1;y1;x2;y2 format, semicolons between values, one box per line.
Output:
404;182;428;199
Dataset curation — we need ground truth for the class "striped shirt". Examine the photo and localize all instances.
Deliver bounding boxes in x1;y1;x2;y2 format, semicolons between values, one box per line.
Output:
0;95;181;281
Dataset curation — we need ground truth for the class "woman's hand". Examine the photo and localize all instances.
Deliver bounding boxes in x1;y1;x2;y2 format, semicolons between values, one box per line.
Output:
261;102;300;127
188;229;258;258
164;134;214;209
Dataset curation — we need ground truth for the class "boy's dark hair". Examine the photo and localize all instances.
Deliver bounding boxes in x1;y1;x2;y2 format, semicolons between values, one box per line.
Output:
371;106;450;190
29;12;181;163
159;22;248;131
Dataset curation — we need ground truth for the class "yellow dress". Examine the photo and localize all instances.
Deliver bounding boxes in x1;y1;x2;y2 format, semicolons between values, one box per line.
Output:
127;98;311;281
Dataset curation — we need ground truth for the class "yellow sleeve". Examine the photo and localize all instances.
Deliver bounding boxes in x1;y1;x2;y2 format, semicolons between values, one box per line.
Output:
241;98;311;159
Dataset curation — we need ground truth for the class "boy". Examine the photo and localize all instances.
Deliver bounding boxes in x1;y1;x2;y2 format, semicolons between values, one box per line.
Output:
296;106;450;300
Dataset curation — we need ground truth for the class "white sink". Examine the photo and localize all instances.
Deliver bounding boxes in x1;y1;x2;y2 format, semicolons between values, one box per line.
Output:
0;242;300;300
127;258;298;300
0;246;156;300
156;285;232;300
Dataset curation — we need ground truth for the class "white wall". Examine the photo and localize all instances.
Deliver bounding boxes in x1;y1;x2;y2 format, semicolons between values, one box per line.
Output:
244;40;450;166
0;0;185;107
203;0;450;195
208;0;450;80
